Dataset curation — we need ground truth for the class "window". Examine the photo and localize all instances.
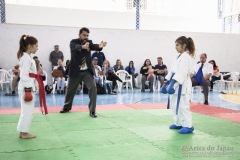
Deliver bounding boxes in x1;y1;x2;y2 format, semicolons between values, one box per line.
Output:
125;0;147;11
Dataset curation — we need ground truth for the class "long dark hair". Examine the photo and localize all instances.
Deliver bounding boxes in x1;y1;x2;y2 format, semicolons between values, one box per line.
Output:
175;36;195;56
17;35;38;60
128;61;134;67
209;60;217;68
143;59;152;66
116;59;122;66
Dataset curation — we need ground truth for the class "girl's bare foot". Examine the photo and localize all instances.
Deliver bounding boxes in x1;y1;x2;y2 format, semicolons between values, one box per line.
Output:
19;132;36;139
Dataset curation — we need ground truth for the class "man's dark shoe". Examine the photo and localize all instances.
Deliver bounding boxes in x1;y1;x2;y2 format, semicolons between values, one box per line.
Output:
204;100;208;105
60;108;69;113
90;112;97;118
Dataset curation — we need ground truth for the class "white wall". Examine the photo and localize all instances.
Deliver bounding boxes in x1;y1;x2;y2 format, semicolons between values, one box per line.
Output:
1;23;240;84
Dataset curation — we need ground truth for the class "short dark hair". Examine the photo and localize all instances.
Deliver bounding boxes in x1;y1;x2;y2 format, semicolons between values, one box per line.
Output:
79;27;90;34
33;56;38;59
54;45;59;48
157;57;162;60
201;53;207;58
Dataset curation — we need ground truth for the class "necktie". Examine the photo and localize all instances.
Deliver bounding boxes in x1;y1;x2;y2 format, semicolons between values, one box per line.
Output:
194;63;204;85
80;57;86;68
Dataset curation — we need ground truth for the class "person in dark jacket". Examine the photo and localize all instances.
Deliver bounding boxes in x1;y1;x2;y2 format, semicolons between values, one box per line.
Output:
60;27;107;118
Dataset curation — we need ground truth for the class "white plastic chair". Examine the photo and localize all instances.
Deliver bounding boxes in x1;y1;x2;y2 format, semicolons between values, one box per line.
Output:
191;86;202;102
134;76;139;87
222;72;239;94
102;75;113;93
215;73;225;91
0;69;11;92
7;69;15;90
116;70;133;92
154;75;162;92
52;77;68;94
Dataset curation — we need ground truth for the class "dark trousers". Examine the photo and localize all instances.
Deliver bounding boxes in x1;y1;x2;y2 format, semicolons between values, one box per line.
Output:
210;76;221;89
63;70;97;113
107;73;123;90
130;73;138;87
191;78;210;101
141;75;154;92
156;75;165;87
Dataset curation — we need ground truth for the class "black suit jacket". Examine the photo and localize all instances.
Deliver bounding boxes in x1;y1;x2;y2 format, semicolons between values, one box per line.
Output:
68;38;102;78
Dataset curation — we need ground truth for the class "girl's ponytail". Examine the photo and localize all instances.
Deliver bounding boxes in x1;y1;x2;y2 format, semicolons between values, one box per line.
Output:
17;35;38;60
17;35;26;60
187;37;195;57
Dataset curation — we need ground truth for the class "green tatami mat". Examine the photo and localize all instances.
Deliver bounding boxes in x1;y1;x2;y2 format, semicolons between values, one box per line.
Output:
0;109;239;160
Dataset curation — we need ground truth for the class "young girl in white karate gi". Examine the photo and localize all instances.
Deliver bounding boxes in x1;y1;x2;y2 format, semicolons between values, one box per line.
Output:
161;36;196;134
17;35;38;139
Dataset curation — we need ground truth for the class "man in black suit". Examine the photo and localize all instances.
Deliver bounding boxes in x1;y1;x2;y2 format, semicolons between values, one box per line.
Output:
60;27;107;118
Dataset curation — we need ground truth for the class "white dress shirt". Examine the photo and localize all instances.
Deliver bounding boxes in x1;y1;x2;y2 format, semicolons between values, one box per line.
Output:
192;62;213;77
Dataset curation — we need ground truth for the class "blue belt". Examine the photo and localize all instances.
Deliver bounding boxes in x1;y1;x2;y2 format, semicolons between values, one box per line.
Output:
167;73;182;115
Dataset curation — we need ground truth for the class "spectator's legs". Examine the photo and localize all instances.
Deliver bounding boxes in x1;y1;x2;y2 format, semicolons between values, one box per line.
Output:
202;80;210;101
141;75;147;92
148;76;154;92
60;77;65;91
11;75;18;94
210;76;221;90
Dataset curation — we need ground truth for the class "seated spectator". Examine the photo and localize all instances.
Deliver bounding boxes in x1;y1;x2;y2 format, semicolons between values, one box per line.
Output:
64;59;70;81
190;53;213;105
102;60;125;93
52;59;65;94
91;51;106;67
49;45;64;70
140;59;154;92
33;56;38;61
33;56;42;67
209;60;221;91
154;57;168;87
113;59;124;72
125;61;138;88
147;65;155;81
35;59;46;80
65;60;70;69
5;65;20;96
2;69;13;96
92;57;103;85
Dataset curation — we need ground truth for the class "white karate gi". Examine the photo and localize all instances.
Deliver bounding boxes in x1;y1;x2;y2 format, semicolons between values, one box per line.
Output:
17;53;37;132
165;52;195;128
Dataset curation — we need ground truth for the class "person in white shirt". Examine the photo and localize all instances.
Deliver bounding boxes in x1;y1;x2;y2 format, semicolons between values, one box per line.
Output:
190;53;213;105
92;57;103;85
52;59;65;94
17;35;38;139
161;36;196;134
